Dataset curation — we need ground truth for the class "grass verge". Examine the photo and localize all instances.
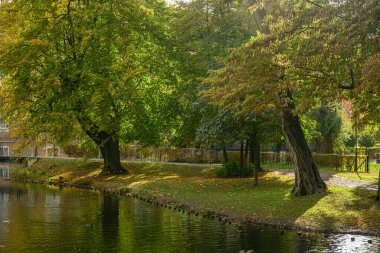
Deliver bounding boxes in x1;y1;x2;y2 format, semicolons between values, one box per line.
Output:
12;158;380;236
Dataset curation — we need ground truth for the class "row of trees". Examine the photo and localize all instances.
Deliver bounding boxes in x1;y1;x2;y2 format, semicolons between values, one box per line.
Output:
0;0;379;198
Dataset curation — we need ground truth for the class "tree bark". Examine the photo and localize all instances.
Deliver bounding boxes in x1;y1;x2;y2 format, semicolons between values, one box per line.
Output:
222;145;228;163
253;134;261;173
99;133;125;174
76;115;127;174
239;140;244;170
249;136;255;165
376;171;380;201
251;132;261;186
250;132;262;171
281;92;327;196
243;139;249;169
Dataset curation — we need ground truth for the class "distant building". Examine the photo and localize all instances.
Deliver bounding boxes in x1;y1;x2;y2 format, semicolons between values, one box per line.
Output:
0;121;68;158
0;122;12;157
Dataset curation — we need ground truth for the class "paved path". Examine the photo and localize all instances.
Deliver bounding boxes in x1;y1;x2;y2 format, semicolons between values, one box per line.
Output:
271;169;378;191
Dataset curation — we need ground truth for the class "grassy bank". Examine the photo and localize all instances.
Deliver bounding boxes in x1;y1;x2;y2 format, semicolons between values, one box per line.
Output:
12;159;380;235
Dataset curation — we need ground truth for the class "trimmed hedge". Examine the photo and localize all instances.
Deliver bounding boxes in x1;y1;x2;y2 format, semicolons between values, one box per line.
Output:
314;154;368;172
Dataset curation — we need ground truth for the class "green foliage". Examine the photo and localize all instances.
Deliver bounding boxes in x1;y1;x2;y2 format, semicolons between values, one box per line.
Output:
300;114;320;143
307;104;342;153
359;134;375;148
0;0;177;156
344;134;357;148
344;125;377;149
216;161;253;178
170;0;257;147
197;107;244;147
358;126;378;148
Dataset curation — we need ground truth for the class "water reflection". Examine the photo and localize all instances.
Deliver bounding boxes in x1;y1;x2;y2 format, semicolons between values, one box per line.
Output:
0;180;378;252
102;194;120;252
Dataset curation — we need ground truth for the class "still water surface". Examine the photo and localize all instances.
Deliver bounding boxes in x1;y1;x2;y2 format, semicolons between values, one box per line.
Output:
0;164;379;253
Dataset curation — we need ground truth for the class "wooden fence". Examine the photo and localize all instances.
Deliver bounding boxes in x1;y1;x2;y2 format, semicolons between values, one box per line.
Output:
63;144;371;172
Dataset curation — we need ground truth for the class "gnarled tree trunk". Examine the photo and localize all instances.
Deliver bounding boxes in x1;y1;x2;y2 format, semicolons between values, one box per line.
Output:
281;93;327;196
250;2;326;196
77;114;127;174
98;132;125;174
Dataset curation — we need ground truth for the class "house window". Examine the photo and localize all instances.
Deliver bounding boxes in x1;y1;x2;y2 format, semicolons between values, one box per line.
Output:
0;122;8;132
0;146;9;156
0;165;10;179
45;145;60;157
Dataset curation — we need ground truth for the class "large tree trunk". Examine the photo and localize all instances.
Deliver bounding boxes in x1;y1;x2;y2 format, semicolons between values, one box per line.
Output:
76;115;127;174
281;92;327;196
250;0;325;196
99;133;126;174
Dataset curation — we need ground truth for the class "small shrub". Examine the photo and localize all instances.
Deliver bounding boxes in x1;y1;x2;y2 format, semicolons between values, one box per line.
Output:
217;161;253;178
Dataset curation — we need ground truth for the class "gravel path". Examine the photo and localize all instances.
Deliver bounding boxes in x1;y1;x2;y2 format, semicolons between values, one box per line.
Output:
271;169;378;191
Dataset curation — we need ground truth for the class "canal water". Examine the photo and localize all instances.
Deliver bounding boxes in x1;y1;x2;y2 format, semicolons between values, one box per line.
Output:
0;165;379;252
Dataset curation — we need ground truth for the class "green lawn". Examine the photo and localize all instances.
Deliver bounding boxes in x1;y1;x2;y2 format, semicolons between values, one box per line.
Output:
369;163;380;172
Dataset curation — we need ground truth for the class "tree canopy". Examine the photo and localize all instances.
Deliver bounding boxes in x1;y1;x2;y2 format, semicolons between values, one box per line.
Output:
0;0;176;173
